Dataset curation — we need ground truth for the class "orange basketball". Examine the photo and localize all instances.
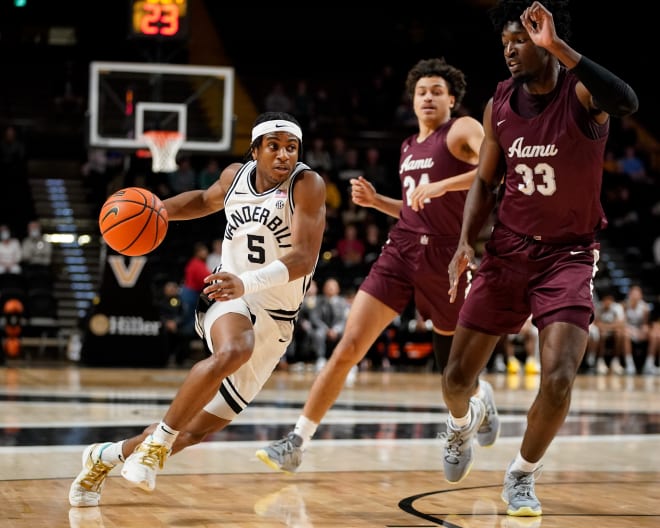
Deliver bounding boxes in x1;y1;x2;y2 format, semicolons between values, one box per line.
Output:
99;187;168;256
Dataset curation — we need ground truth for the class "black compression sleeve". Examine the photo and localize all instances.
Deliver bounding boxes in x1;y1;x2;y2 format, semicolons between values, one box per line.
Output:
570;56;639;117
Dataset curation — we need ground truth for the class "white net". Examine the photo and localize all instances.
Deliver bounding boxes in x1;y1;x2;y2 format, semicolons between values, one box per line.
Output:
142;131;184;173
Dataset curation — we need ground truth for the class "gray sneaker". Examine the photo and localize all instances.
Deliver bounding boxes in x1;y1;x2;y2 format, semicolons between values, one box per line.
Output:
476;379;500;447
501;463;543;517
256;432;303;473
440;397;486;483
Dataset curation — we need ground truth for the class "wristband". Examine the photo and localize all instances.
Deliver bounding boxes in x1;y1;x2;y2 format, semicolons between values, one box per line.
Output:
239;259;289;295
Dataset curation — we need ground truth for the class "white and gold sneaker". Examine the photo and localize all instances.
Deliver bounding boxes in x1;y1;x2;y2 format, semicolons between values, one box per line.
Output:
69;443;116;507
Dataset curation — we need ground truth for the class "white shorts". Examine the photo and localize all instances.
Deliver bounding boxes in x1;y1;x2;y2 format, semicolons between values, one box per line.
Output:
195;296;295;420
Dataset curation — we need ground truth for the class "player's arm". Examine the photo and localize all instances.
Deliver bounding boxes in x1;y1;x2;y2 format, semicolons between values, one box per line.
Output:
460;100;501;247
521;1;638;119
163;163;238;220
351;175;402;218
280;168;327;279
409;116;484;211
448;100;501;303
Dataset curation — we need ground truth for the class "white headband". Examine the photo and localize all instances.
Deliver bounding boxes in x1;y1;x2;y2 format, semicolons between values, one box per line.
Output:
251;120;303;143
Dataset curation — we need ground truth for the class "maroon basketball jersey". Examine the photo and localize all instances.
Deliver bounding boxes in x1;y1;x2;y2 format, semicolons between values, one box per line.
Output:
394;118;475;238
492;68;609;242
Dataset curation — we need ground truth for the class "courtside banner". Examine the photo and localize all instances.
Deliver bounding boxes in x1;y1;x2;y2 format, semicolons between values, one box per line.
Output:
80;250;168;367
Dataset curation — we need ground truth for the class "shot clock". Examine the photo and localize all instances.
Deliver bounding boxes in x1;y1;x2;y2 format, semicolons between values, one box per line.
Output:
130;0;189;39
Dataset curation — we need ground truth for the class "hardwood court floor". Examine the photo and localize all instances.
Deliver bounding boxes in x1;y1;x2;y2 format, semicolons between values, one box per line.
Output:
1;364;659;527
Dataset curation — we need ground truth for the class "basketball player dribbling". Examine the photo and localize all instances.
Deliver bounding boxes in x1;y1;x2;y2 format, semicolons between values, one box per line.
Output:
68;111;326;507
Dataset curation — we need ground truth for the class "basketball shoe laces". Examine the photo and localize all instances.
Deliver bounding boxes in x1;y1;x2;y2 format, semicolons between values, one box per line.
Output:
478;399;495;435
439;426;466;460
134;441;170;470
79;460;113;492
508;468;542;500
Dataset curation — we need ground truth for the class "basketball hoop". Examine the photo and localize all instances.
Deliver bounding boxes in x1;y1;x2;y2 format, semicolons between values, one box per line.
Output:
141;131;184;173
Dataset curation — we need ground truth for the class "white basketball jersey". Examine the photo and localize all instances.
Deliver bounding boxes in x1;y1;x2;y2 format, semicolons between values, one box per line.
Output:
221;160;315;315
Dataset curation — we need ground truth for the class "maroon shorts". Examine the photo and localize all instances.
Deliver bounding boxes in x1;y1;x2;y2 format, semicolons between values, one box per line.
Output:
459;224;599;335
359;228;467;333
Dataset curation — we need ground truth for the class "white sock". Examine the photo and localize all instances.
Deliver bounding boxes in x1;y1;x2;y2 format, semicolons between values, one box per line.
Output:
100;441;125;464
293;415;318;450
476;380;486;399
509;451;540;474
449;407;471;429
151;421;179;449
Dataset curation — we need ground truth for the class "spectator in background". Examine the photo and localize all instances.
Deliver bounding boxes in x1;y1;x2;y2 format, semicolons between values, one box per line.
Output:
287;279;324;370
81;147;111;214
602;148;622;177
363;146;393;197
622;284;651;374
206;238;223;272
0;225;22;274
340;196;368;227
179;242;210;338
54;60;84;117
292;80;314;131
312;277;350;372
362;222;385;269
0;125;26;173
312;87;335;131
167;156;197;194
158;280;188;367
618;145;652;190
21;220;52;269
394;90;418;130
304;137;333;173
503;316;541;375
329;136;349;173
319;169;343;247
342;87;370;131
645;314;660;375
320;169;342;219
336;148;362;184
362;73;394;129
593;291;627;375
198;158;220;190
335;223;365;272
263;82;293;113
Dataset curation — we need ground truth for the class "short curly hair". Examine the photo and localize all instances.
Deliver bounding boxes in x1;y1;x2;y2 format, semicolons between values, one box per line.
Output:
488;0;571;42
405;58;467;109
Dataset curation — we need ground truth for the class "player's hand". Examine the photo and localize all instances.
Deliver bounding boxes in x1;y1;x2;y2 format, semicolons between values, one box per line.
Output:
409;182;447;212
350;176;376;207
448;242;476;303
204;270;244;301
520;1;557;49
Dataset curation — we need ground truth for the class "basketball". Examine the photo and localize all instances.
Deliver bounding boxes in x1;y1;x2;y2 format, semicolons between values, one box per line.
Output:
99;187;168;256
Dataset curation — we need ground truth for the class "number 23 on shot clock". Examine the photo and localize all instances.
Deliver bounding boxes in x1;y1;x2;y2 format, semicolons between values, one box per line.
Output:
130;0;189;39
